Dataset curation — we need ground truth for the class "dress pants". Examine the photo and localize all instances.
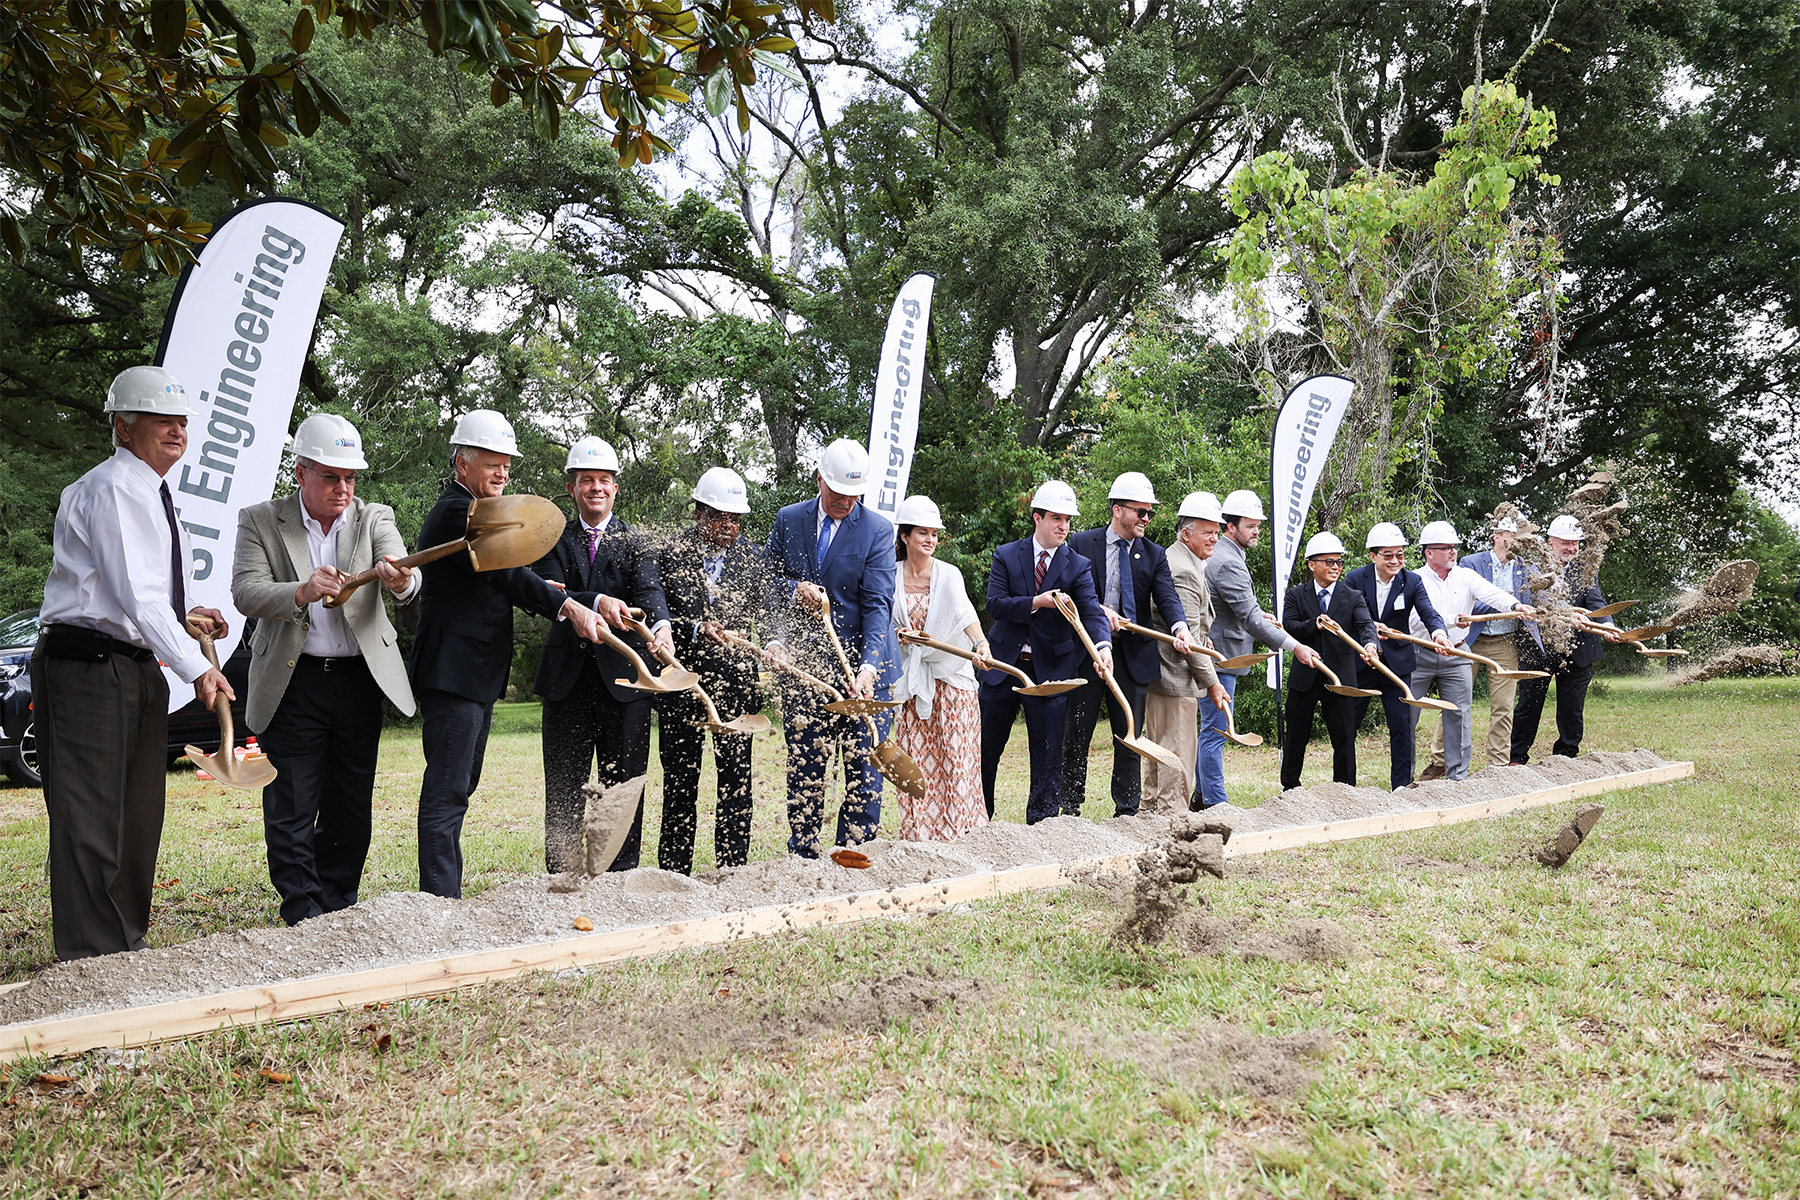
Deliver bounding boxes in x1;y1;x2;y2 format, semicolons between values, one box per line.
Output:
258;655;383;926
1194;672;1239;808
542;659;650;874
1511;648;1594;762
1353;667;1420;790
1431;631;1520;769
416;688;494;898
653;688;753;874
1140;690;1197;814
980;675;1068;824
1279;683;1358;790
1410;656;1474;780
1061;663;1148;816
779;679;883;857
31;647;168;961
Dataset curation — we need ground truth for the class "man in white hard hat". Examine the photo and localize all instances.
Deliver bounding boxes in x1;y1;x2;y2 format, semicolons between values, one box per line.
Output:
231;413;420;925
1429;515;1532;771
410;410;625;898
1402;521;1535;782
1510;515;1622;764
1141;492;1231;814
1195;489;1322;808
530;435;675;874
1279;532;1380;791
980;480;1112;822
1062;472;1196;817
763;439;901;856
648;466;768;874
1344;523;1450;790
32;365;233;959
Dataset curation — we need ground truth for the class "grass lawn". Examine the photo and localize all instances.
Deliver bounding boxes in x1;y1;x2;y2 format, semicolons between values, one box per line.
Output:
0;675;1795;1196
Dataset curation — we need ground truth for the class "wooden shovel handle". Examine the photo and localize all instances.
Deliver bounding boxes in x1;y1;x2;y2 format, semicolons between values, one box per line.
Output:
1318;615;1406;691
720;630;844;700
624;614;727;723
1377;624;1495;670
322;538;468;609
813;593;863;693
899;629;1033;689
183;618;235;746
1052;591;1135;724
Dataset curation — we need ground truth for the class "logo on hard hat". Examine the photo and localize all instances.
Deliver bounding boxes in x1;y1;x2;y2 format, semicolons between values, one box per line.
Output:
334;437;355;447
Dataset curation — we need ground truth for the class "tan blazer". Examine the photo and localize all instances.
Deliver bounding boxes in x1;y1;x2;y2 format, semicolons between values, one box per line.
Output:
1147;537;1219;698
231;493;418;732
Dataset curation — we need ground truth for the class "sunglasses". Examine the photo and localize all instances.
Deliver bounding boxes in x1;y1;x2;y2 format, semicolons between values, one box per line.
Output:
1117;505;1154;521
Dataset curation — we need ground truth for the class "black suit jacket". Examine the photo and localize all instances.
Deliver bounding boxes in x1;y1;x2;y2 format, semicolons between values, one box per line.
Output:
1343;563;1447;677
531;515;673;704
409;481;571;704
1282;579;1378;692
652;525;768;714
1066;526;1186;688
1525;569;1610;668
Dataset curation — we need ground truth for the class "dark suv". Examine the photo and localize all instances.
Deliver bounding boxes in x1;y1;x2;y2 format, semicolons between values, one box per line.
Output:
0;609;255;788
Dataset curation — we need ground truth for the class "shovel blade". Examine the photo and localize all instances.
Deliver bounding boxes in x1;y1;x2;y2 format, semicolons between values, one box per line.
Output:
613;667;701;693
1635;646;1688;657
184;745;277;791
1014;679;1086;696
719;714;773;735
1215;652;1275;669
1326;684;1381;697
1406;697;1459;712
463;495;566;572
1117;735;1182;771
824;697;900;716
1494;670;1549;679
1225;730;1265;747
870;744;926;799
1617;624;1676;643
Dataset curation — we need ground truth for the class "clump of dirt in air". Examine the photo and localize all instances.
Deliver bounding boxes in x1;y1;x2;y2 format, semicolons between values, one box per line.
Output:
1074;1024;1334;1100
1675;643;1795;685
1506;469;1629;656
1111;812;1227;946
1664;560;1761;628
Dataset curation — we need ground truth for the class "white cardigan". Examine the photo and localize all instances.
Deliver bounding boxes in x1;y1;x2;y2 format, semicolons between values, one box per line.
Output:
889;557;980;719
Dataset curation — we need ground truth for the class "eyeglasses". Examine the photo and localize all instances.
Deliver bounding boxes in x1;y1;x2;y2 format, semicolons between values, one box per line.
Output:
302;465;357;488
1118;505;1154;521
1313;558;1344;567
1372;549;1405;561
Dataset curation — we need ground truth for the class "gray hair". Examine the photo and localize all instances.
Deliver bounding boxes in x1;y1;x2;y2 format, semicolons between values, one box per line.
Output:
452;444;483;471
1175;514;1196;534
111;411;140;449
295;455;320;473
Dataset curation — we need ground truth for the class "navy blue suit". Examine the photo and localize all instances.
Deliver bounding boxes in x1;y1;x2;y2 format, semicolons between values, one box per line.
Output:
980;537;1107;823
1061;527;1187;816
1513;566;1610;762
764;499;899;856
1342;563;1448;790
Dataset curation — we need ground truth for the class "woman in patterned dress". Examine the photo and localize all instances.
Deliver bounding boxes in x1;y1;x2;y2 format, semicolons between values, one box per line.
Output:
888;495;990;840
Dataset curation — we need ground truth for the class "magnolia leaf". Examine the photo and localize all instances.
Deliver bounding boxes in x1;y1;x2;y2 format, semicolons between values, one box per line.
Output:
290;8;315;53
703;68;732;117
293;77;320;136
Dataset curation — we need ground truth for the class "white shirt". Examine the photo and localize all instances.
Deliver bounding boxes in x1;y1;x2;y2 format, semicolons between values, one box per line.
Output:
40;448;211;682
1374;571;1399;617
1411;564;1519;647
1483;551;1521;634
299;505;421;657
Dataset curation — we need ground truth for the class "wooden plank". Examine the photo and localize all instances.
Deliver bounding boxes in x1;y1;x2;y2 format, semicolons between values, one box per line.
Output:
0;762;1691;1063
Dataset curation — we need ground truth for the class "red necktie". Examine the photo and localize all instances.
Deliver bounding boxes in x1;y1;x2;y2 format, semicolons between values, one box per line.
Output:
1034;549;1048;591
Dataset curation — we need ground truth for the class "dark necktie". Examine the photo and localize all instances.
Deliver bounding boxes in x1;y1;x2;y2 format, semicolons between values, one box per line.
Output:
1319;586;1331;611
1118;540;1137;622
160;481;186;620
815;518;834;572
1035;549;1049;591
587;526;600;564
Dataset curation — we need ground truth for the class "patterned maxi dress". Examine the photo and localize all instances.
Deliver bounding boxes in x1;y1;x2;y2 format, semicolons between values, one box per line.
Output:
894;591;988;840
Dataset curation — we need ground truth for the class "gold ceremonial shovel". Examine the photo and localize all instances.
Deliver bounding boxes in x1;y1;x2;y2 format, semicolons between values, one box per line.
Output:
1104;608;1281;674
1635;643;1689;658
815;597;925;801
1313;658;1383;698
1050;591;1182;770
1319;615;1457;712
896;629;1085;696
182;618;277;791
1220;700;1263;747
1377;625;1548;680
1575;600;1639;620
623;609;769;734
719;630;881;717
324;494;566;608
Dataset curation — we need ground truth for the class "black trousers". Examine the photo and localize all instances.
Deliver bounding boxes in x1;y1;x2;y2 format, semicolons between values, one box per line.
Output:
1060;662;1148;817
1354;668;1420;790
31;647;168;961
258;656;383;926
417;688;494;899
1511;650;1594;763
980;677;1069;825
653;689;754;874
542;660;650;873
1280;683;1358;790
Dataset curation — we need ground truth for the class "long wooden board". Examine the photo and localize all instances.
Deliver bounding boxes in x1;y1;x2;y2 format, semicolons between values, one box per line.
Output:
0;761;1692;1063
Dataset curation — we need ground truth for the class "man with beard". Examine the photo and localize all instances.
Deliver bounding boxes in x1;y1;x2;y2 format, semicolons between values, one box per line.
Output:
1510;515;1622;763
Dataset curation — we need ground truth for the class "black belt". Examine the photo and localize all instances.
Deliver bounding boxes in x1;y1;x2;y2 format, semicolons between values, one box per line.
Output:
41;624;155;663
298;654;365;672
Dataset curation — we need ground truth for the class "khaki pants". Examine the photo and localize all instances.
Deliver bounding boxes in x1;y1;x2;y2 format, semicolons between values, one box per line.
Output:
1142;690;1198;815
1430;631;1520;769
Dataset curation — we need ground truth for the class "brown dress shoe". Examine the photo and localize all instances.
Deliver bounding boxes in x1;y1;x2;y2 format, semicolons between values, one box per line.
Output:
1417;763;1446;782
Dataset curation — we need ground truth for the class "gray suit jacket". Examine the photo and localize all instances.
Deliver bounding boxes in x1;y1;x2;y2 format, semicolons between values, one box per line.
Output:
1206;536;1296;677
232;493;418;732
1148;539;1220;698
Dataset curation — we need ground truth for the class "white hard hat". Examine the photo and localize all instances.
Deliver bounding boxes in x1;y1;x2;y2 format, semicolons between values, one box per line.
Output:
291;413;368;469
1220;489;1267;521
1495;516;1519;532
1305;531;1347;558
818;439;871;495
565;435;620;473
1030;480;1081;516
1178;491;1224;522
1108;472;1158;505
692;466;751;514
895;494;942;527
1365;521;1407;549
105;365;195;416
450;409;519;457
1546;514;1586;540
1418;520;1461;547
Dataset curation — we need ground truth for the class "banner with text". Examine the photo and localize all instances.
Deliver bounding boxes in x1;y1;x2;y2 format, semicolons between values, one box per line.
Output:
866;273;936;519
1266;374;1357;688
155;198;344;710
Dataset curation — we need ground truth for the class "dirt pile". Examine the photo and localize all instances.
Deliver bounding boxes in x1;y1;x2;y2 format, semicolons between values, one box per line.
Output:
1112;812;1229;946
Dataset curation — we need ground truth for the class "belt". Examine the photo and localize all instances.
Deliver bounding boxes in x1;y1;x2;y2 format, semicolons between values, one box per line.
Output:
298;654;365;672
41;624;155;663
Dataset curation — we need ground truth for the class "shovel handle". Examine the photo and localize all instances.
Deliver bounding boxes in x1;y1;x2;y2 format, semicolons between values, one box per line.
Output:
322;538;468;609
184;621;236;750
897;629;1033;689
813;594;866;695
1319;615;1407;692
1052;591;1136;728
1377;624;1494;669
625;614;731;725
720;630;845;700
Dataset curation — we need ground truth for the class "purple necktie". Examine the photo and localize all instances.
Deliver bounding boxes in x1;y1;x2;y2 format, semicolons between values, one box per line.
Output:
160;481;186;620
587;526;600;563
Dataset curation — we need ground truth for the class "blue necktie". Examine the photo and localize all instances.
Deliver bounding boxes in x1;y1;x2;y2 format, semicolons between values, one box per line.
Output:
1117;540;1137;622
815;517;834;573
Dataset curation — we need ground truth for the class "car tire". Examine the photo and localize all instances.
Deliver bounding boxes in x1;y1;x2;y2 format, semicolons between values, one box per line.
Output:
3;722;42;788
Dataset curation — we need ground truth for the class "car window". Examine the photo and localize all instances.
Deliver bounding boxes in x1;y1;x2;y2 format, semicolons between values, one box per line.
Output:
0;610;39;650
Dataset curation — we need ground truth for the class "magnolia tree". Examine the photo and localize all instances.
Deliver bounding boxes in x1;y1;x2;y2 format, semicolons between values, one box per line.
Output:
1221;80;1562;528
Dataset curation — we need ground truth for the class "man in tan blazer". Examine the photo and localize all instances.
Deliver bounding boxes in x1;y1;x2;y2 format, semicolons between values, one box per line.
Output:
231;414;418;925
1142;491;1231;814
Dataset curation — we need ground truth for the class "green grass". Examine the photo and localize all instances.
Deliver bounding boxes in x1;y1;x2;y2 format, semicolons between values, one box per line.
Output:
0;676;1796;1196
